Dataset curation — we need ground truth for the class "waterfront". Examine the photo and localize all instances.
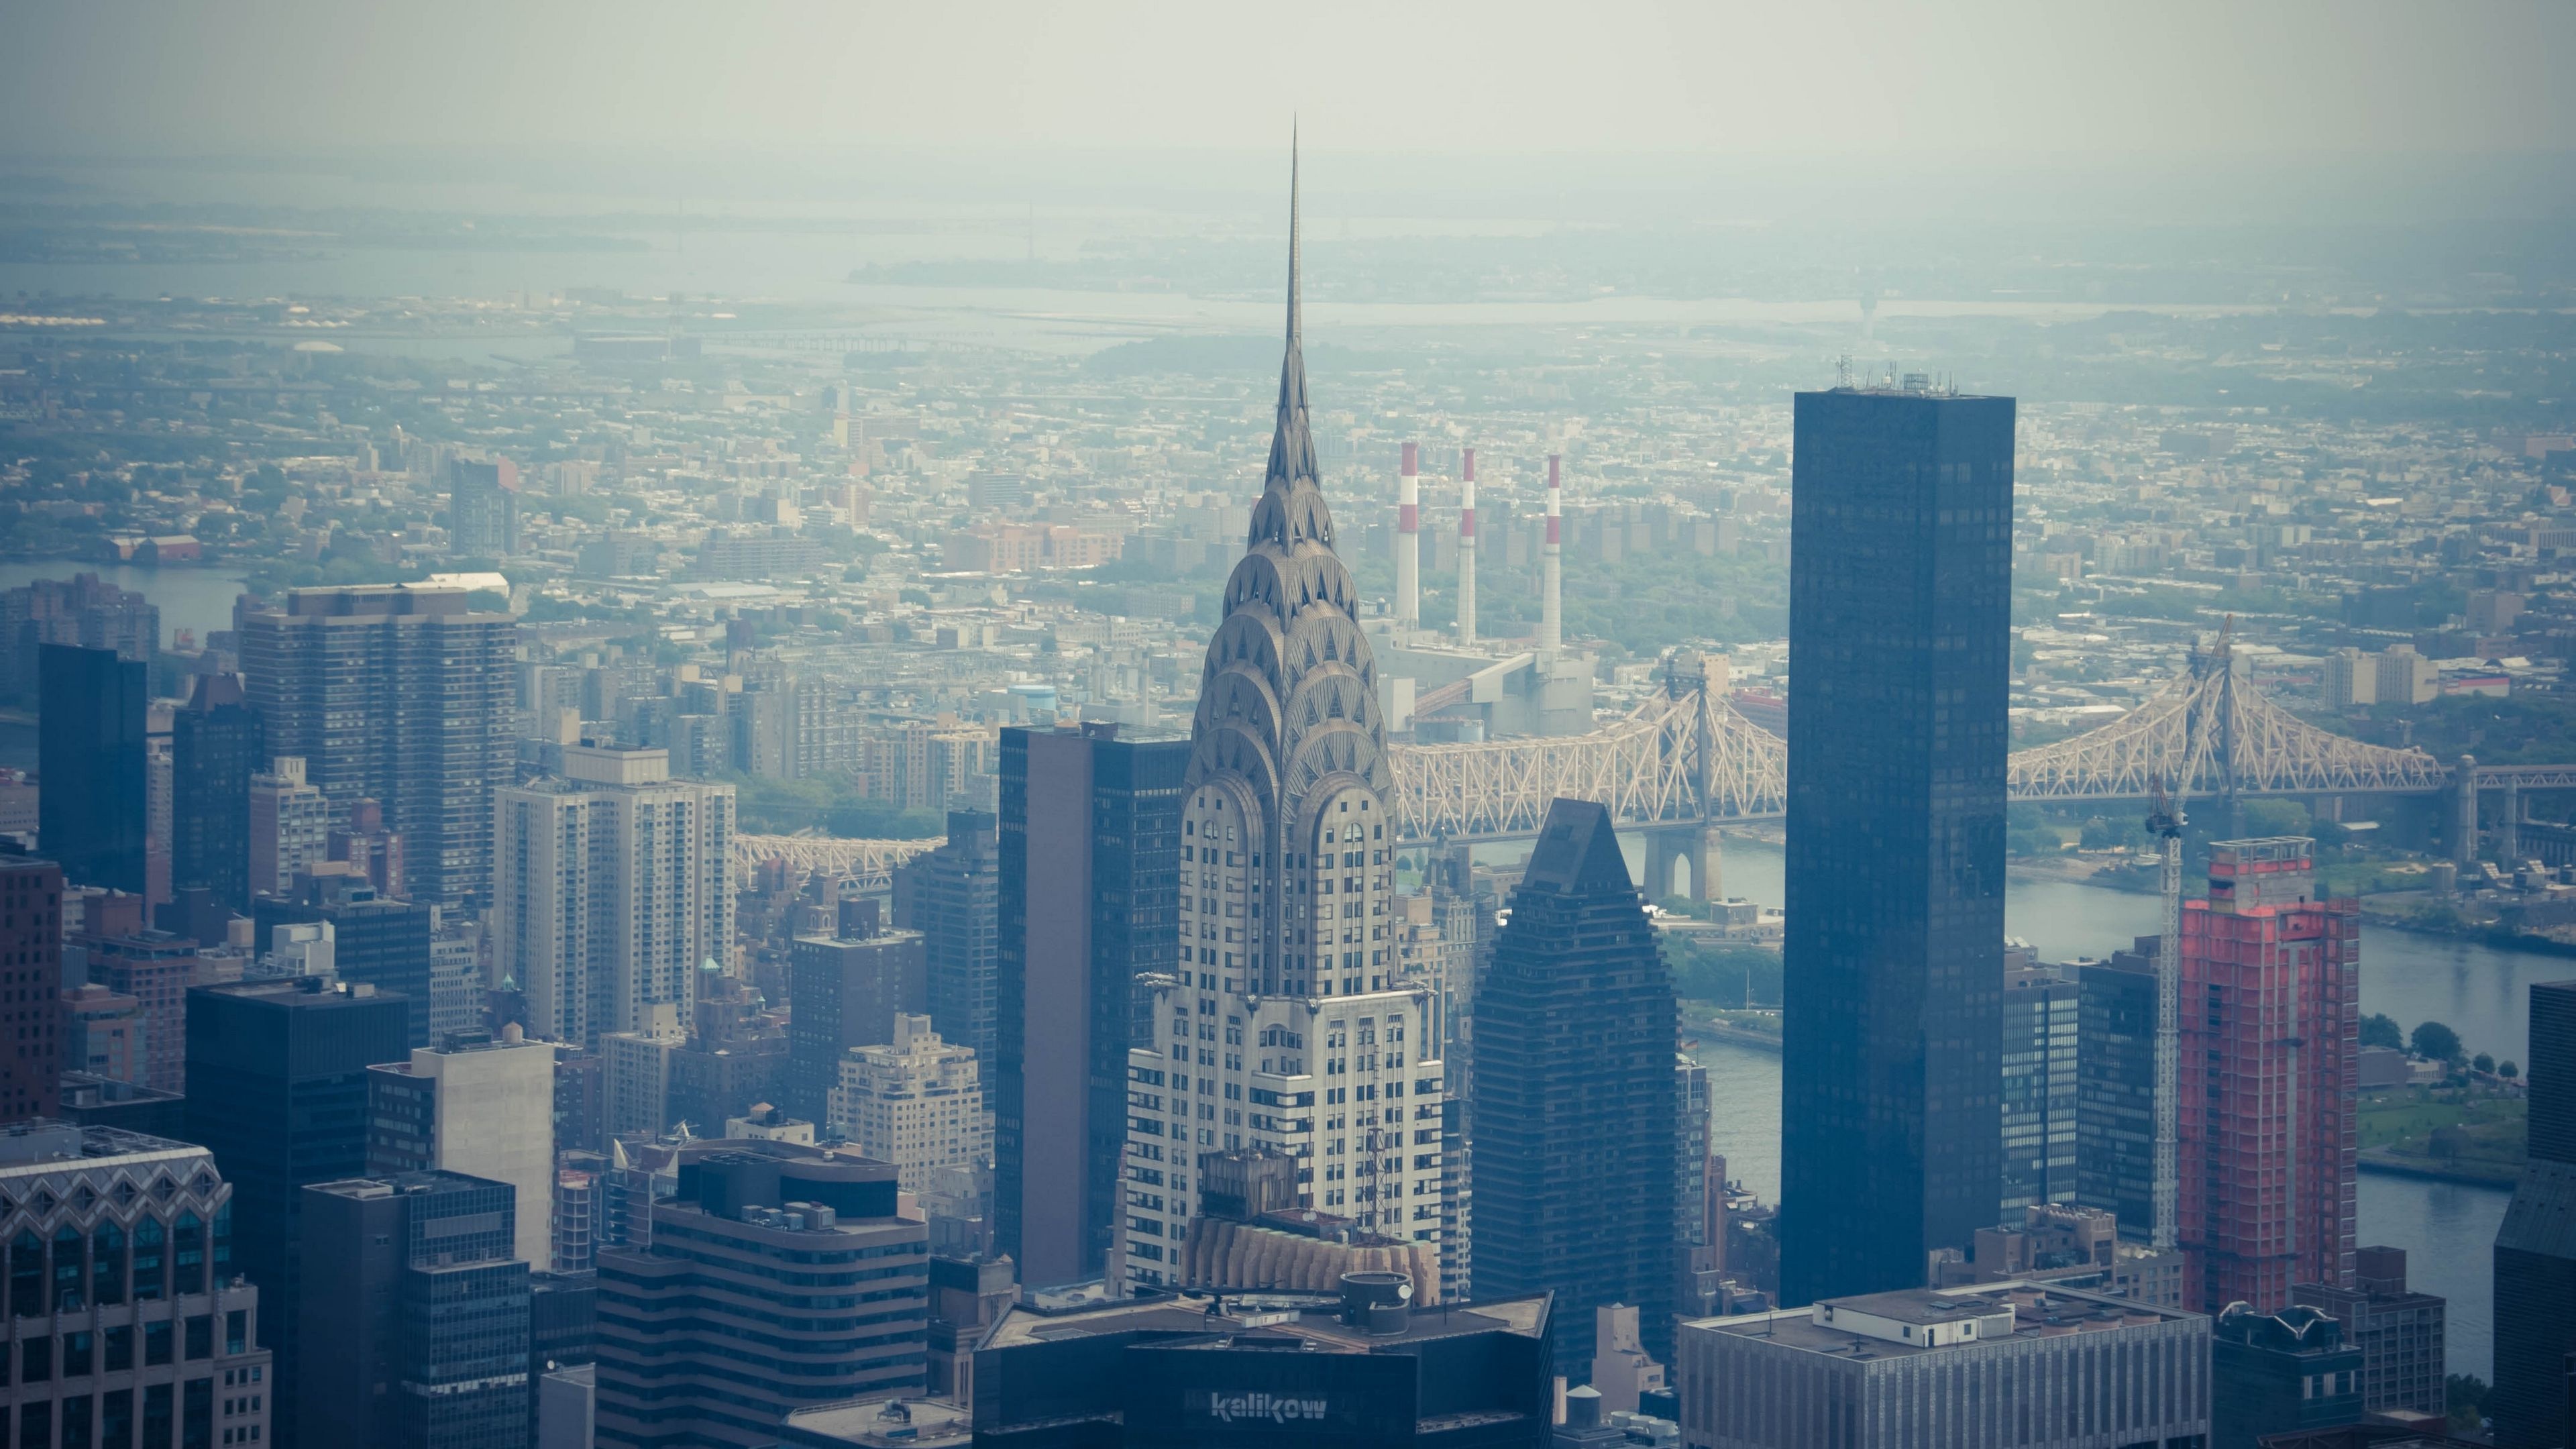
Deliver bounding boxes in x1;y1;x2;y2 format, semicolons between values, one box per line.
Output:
1639;831;2543;1383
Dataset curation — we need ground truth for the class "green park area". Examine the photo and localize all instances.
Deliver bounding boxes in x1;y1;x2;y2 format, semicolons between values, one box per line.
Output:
2357;1085;2526;1186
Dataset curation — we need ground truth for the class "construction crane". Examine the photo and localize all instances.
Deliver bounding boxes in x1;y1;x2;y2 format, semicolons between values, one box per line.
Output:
2143;617;2227;1254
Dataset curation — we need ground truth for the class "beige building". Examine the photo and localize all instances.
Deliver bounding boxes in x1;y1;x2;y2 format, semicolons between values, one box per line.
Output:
248;755;329;896
364;1029;559;1267
492;744;733;1048
829;1014;989;1193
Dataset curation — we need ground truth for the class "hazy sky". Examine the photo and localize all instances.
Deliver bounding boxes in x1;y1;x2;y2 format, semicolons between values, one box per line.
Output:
3;0;2572;160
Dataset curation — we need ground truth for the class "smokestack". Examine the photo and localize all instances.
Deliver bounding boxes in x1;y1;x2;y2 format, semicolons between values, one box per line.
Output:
1396;441;1420;631
1541;452;1562;656
1457;447;1477;647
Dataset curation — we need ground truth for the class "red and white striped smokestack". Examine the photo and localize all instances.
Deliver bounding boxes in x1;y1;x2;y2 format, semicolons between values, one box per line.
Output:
1541;452;1562;655
1396;441;1420;631
1456;447;1477;647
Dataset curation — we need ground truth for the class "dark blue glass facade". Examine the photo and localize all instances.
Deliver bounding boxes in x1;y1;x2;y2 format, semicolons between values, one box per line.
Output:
1780;387;2015;1306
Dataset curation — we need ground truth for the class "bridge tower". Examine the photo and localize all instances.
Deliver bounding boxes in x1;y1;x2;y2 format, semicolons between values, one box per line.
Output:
2456;754;2481;867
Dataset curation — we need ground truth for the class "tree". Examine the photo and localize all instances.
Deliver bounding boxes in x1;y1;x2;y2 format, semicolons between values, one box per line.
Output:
2501;1059;2520;1079
2359;1013;2404;1051
2473;1052;2496;1074
2411;1020;2464;1063
2447;1374;2489;1435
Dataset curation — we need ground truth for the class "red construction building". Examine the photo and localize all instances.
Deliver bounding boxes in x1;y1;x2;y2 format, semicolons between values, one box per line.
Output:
2178;836;2359;1313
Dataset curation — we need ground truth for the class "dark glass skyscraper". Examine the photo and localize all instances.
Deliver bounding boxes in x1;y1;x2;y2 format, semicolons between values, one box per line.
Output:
252;871;436;1047
38;642;148;892
994;723;1183;1289
1780;384;2015;1306
184;975;413;1449
301;1170;532;1449
1469;796;1676;1369
899;809;1001;1073
2493;976;2576;1449
2075;941;2161;1238
171;670;263;910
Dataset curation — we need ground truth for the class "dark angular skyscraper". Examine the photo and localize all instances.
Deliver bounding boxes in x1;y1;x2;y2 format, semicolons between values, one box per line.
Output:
185;975;413;1449
2493;976;2576;1449
1470;796;1676;1370
898;809;1002;1073
172;670;263;910
1780;382;2015;1306
994;722;1184;1289
38;642;148;892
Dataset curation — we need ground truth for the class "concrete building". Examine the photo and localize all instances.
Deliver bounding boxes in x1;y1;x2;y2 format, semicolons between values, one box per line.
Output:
1781;382;2015;1306
38;643;147;894
0;574;156;702
2180;838;2359;1312
828;1014;987;1195
786;900;925;1126
2323;647;2376;709
1469;798;1674;1369
81;931;195;1094
0;1122;275;1449
2492;976;2576;1449
996;722;1185;1291
428;906;482;1043
2292;1246;2445;1421
246;757;328;901
300;1171;532;1448
238;584;516;907
1591;1303;1668;1416
2211;1303;2363;1449
182;975;410;1446
2001;960;2079;1216
0;855;62;1122
2375;645;2437;707
1678;1281;2210;1449
493;744;734;1049
366;1028;559;1267
592;1142;929;1447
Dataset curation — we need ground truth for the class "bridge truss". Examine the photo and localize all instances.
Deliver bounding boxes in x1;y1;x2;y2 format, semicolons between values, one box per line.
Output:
735;650;2460;875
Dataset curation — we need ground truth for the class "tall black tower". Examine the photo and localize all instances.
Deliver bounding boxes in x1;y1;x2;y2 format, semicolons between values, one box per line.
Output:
172;670;264;910
2493;977;2576;1449
1780;383;2015;1306
37;642;148;892
1470;796;1676;1369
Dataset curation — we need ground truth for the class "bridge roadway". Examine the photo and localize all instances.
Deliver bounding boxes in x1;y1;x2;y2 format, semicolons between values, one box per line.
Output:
731;659;2575;879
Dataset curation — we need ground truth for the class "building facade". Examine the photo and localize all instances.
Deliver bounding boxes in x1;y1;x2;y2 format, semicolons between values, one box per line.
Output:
0;856;63;1122
2178;838;2359;1312
253;871;435;1046
237;584;516;907
300;1171;532;1449
170;673;262;911
897;810;1000;1074
2075;941;2159;1238
1678;1281;2210;1449
2001;960;2078;1216
1780;384;2015;1306
1469;798;1676;1370
492;745;734;1049
366;1031;559;1269
593;1142;928;1448
995;723;1186;1289
784;910;925;1126
0;1123;275;1449
246;757;329;901
2210;1303;2362;1449
2290;1245;2445;1421
182;975;410;1446
38;643;148;894
2491;976;2576;1449
1107;179;1450;1301
828;1014;989;1195
0;574;156;704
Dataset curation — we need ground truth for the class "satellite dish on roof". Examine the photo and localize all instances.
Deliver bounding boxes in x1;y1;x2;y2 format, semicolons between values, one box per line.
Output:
1397;1281;1413;1301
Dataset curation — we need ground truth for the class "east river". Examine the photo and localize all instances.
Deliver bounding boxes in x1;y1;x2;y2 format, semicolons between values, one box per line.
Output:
1635;832;2551;1384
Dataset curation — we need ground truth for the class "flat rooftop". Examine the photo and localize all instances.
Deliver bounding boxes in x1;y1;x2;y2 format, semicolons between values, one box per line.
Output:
983;1291;1548;1354
1697;1282;2194;1360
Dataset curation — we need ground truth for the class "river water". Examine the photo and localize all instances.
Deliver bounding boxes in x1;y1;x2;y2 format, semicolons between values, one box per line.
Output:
1616;831;2544;1383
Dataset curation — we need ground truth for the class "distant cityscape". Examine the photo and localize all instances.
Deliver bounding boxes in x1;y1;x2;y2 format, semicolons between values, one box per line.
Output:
0;107;2573;1449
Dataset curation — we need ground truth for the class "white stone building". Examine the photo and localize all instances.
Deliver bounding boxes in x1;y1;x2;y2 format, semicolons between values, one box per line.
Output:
830;1014;989;1194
